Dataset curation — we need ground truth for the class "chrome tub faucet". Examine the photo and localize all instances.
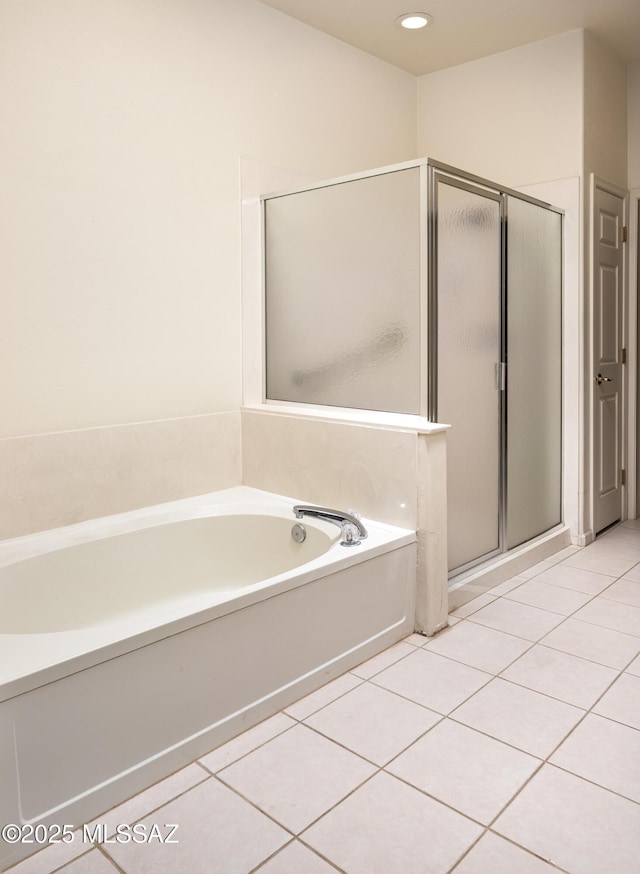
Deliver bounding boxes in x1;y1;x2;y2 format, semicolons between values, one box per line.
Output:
292;505;368;547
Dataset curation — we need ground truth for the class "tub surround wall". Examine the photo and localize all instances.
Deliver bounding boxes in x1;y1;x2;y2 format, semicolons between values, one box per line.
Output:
242;407;419;529
0;412;241;541
416;431;449;636
241;405;449;636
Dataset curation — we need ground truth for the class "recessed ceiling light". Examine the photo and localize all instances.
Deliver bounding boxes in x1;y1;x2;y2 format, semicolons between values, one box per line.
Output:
395;12;433;30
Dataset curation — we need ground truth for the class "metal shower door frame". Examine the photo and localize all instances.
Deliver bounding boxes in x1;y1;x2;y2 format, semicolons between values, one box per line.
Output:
426;159;564;578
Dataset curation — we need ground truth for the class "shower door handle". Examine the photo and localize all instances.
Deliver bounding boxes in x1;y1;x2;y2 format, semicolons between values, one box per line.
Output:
594;373;613;385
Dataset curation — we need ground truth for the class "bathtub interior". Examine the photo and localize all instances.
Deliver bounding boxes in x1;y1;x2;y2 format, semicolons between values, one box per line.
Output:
0;487;417;868
0;513;339;634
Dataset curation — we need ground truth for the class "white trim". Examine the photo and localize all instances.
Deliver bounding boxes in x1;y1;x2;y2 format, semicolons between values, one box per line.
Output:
628;188;640;519
242;403;449;435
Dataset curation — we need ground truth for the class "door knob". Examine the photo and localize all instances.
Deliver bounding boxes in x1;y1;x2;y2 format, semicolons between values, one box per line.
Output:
594;373;613;384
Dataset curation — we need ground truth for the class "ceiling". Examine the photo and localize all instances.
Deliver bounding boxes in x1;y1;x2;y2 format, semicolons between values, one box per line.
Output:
257;0;640;75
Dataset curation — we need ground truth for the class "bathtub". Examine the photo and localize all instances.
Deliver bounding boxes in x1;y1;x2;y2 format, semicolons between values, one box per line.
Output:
0;486;416;867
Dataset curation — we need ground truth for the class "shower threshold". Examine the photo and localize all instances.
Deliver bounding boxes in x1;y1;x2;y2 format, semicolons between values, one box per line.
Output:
447;524;571;611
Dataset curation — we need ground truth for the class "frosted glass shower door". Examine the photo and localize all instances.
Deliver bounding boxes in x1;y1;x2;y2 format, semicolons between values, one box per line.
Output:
506;196;562;548
264;169;421;414
435;178;503;574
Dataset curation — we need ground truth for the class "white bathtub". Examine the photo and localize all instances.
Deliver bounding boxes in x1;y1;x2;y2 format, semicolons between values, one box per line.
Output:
0;486;416;868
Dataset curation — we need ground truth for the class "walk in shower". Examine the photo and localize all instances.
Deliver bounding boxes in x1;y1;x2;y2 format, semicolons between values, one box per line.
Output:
262;159;563;581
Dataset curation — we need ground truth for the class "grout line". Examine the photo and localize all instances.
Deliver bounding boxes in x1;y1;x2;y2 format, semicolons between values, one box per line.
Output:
211;772;300;838
300;698;444;769
481;831;573;874
546;753;640;807
15;847;95;874
249;838;346;874
94;843;127;873
197;720;298;776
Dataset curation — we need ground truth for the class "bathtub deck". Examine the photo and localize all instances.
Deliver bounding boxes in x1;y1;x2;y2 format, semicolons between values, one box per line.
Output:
7;521;640;874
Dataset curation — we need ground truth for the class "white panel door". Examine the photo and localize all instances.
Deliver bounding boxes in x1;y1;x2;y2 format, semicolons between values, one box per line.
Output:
593;184;625;533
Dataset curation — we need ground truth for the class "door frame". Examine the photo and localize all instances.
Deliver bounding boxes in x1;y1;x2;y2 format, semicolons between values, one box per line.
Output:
429;170;506;575
588;175;629;533
630;187;640;519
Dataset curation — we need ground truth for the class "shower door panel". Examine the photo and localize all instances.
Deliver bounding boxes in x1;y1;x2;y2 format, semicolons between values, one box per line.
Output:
506;197;562;548
264;169;421;414
435;178;503;574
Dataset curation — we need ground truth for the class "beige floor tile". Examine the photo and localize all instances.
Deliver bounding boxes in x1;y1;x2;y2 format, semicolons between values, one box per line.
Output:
452;831;563;874
593;672;640;730
550;713;640;802
371;648;492;714
199;714;296;773
304;681;440;766
572;596;640;637
302;772;483;874
487;575;529;596
585;544;640;564
387;719;541;825
424;620;532;675
539;618;640;669
467;598;564;641
256;840;339;873
283;674;362;721
518;560;556;579
627;653;640;676
503;579;593;615
349;641;416;680
499;644;618;709
547;545;582;564
404;632;429;646
535;562;616;595
59;852;119;873
218;724;375;833
86;764;209;836
452;678;584;758
621;563;640;583
586;532;640;562
102;778;289;874
5;835;88;874
494;764;640;874
450;593;497;619
601;577;640;608
563;549;637;577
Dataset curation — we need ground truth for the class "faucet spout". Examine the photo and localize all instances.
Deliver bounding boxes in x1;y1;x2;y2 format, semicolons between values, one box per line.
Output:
293;505;368;546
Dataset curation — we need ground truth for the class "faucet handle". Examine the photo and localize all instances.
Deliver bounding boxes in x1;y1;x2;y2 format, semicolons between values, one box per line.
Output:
346;508;361;520
341;524;359;545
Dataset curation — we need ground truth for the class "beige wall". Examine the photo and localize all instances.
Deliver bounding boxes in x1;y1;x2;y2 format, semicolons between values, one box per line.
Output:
583;31;627;187
417;30;584;187
0;0;416;439
628;62;640;189
0;412;241;540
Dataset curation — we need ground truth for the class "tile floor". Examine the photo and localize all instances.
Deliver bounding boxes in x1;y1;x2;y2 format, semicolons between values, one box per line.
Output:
9;521;640;874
